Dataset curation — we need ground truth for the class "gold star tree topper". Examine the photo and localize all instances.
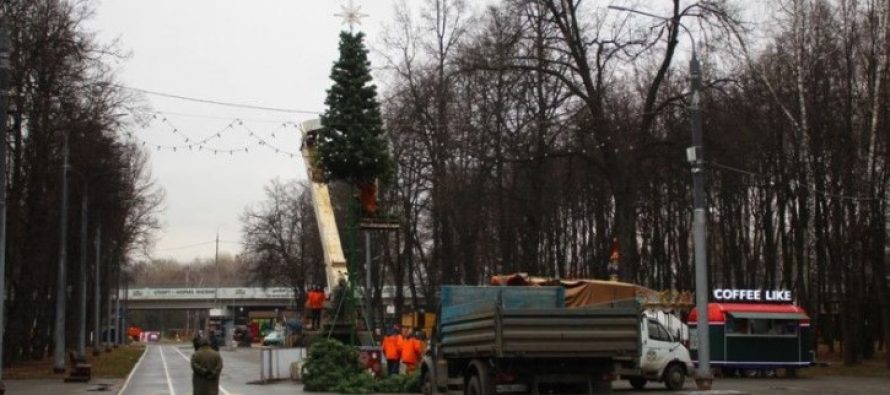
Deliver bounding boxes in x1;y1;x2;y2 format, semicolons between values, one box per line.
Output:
335;0;369;32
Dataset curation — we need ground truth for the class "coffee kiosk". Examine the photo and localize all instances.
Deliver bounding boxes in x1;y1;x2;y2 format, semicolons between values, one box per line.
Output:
688;289;813;376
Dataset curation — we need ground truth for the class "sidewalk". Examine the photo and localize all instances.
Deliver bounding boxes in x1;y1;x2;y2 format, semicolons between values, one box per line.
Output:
4;378;123;394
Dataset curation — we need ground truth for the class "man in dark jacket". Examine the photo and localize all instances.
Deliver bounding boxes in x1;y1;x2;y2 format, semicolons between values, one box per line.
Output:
191;337;223;395
209;331;220;351
192;331;203;351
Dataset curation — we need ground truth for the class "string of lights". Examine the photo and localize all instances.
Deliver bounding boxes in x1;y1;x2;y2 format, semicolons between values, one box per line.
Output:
237;121;300;157
156;114;233;146
123;112;303;158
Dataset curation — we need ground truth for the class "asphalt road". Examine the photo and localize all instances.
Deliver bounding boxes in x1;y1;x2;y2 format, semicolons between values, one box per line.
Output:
118;344;299;395
611;375;890;394
110;345;890;395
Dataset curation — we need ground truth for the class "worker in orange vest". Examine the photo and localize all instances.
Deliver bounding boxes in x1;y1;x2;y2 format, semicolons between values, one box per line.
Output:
382;326;403;376
305;286;325;330
400;330;423;374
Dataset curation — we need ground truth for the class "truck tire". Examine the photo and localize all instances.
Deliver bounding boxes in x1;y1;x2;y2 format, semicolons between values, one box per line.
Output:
663;363;685;391
466;375;482;395
628;377;646;390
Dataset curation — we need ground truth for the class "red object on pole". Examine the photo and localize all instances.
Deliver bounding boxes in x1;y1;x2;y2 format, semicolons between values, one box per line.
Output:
359;182;378;215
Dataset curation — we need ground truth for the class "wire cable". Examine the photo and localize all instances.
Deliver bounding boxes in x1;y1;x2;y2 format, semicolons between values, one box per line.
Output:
154;239;243;252
112;83;322;115
709;161;881;202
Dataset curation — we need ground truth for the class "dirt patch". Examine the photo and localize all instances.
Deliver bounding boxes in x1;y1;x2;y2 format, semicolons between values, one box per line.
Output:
804;344;889;378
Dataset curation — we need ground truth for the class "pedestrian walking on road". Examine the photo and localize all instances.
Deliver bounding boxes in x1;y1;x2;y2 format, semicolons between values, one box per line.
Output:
191;337;223;395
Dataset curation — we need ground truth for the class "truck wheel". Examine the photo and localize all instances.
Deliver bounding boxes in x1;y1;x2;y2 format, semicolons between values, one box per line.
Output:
466;375;482;395
628;377;647;390
663;363;685;391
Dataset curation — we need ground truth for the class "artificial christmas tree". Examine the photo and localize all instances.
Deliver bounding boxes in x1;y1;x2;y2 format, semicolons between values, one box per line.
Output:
317;31;393;215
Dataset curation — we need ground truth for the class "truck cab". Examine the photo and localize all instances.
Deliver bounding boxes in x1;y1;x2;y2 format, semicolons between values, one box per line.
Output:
617;311;694;390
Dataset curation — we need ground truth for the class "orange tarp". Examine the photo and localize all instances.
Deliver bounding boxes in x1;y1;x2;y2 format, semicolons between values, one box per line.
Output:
490;273;643;308
490;273;695;309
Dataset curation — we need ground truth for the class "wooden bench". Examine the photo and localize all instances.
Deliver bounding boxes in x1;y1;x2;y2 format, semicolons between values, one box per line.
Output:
64;351;92;383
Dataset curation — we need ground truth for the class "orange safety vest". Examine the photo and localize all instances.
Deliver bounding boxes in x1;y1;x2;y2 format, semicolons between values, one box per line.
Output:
306;291;324;309
382;335;402;360
401;337;422;365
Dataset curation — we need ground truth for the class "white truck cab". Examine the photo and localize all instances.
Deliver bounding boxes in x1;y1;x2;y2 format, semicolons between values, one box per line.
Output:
617;311;694;390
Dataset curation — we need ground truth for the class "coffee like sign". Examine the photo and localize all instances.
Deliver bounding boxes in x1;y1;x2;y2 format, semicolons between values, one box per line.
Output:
712;288;792;302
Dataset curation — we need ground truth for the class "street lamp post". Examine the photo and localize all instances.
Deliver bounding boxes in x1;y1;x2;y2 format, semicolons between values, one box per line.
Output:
687;48;714;389
0;24;11;395
93;225;102;355
53;109;70;374
607;5;713;388
77;183;88;360
106;253;114;352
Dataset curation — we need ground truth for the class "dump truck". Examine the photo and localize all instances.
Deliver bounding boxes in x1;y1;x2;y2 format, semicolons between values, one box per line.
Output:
420;286;641;395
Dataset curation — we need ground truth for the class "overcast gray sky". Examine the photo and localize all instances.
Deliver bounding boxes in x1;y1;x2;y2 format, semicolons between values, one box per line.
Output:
89;0;772;263
91;0;398;262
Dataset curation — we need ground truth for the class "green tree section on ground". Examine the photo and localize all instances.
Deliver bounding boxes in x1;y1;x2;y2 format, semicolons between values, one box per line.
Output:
302;338;419;393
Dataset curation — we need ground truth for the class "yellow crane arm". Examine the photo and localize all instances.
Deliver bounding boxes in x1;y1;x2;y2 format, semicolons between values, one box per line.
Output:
300;119;348;292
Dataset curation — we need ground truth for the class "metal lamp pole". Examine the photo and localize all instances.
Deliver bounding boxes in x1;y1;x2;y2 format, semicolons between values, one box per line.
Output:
53;107;70;374
0;25;11;395
93;225;101;355
607;5;713;387
77;182;88;359
688;48;714;388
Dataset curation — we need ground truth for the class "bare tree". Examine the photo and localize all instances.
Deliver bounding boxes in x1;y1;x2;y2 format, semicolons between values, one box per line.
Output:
240;179;323;307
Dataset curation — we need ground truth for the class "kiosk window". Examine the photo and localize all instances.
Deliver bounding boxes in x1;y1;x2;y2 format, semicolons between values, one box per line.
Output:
647;320;672;342
727;317;797;336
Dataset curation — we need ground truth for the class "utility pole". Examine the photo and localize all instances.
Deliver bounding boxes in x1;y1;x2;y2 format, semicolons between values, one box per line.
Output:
688;50;713;387
92;225;101;355
214;231;219;308
114;267;121;347
77;188;88;359
53;108;70;374
185;267;190;336
605;5;713;389
0;25;11;395
105;253;114;351
121;277;128;345
364;231;372;334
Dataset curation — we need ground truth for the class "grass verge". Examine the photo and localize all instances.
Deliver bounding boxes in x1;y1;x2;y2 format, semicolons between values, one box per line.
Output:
802;345;889;378
3;345;145;380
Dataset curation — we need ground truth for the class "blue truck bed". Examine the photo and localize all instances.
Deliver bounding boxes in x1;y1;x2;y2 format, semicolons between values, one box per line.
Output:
437;286;640;360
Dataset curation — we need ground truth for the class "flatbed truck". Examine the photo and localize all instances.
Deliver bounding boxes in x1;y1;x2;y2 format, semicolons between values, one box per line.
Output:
420;286;641;395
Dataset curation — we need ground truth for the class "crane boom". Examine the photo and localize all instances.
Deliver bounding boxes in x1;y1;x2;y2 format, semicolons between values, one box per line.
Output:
300;119;348;291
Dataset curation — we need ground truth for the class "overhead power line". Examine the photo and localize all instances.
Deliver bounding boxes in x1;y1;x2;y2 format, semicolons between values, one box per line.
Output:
155;240;217;251
112;84;322;115
155;239;242;251
709;161;880;202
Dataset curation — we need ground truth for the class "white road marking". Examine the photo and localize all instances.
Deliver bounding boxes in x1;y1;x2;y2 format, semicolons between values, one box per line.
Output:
116;345;149;395
159;346;177;395
172;345;233;395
